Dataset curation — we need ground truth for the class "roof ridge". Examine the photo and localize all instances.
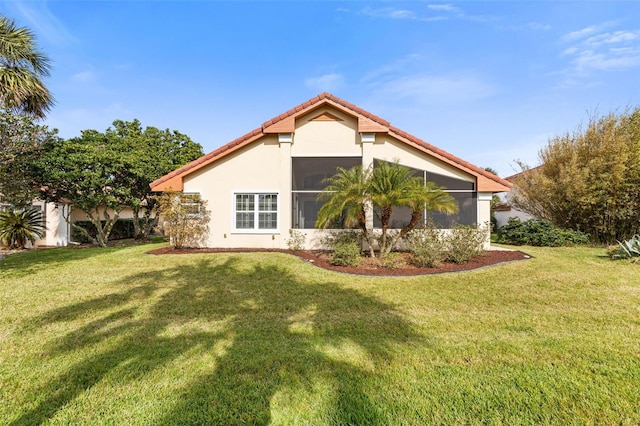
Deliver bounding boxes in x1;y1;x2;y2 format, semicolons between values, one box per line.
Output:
150;93;511;191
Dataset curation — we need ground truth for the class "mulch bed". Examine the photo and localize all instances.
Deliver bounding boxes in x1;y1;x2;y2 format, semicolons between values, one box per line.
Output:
147;247;531;276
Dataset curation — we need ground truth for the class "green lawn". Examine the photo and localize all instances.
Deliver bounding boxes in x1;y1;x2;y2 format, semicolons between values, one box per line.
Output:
1;244;639;425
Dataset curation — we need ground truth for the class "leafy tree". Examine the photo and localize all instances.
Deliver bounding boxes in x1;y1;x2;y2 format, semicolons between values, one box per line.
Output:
317;161;458;258
0;15;53;117
33;131;131;247
32;120;203;246
0;207;45;249
0;107;60;207
511;108;640;244
104;120;203;239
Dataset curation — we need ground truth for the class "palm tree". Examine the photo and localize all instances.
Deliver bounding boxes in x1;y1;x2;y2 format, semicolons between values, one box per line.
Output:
0;207;45;249
369;161;458;257
316;165;377;257
316;161;458;258
0;15;53;118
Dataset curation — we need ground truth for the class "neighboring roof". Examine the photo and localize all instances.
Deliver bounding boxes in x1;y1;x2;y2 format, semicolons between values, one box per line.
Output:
150;93;512;192
504;165;543;182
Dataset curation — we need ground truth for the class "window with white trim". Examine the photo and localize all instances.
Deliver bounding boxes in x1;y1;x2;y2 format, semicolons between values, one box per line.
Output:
234;193;278;231
181;193;203;217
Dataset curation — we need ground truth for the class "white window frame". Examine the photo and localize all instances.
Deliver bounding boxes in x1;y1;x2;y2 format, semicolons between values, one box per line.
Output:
231;191;280;233
180;192;203;218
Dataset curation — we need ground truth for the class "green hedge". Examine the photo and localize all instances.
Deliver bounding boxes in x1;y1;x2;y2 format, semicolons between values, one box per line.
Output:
71;219;136;243
497;218;590;247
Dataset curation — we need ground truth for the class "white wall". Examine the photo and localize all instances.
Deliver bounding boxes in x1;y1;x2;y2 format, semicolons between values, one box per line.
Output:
31;201;70;247
494;191;536;228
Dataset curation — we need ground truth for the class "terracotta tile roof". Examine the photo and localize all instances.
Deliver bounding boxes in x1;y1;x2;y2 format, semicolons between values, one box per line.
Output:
387;125;511;189
150;93;511;192
504;165;543;181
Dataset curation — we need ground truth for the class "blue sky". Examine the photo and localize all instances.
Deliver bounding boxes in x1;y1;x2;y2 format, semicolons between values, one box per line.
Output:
1;1;639;176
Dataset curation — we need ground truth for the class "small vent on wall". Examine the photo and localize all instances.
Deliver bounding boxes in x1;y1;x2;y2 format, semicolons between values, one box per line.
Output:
310;112;344;122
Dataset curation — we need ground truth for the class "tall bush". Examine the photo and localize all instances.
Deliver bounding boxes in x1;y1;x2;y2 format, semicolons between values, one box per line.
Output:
511;107;640;244
405;223;448;267
158;192;210;249
322;231;362;267
447;224;486;264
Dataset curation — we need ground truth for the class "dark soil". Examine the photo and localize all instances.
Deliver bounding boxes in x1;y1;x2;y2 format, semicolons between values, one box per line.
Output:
147;247;531;276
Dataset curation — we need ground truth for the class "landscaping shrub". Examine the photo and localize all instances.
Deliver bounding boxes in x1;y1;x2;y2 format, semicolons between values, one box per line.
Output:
158;192;210;249
405;224;448;268
377;251;403;269
497;218;590;247
608;234;640;263
71;219;135;243
447;224;486;264
329;240;362;266
0;207;45;249
322;231;362;267
286;229;306;251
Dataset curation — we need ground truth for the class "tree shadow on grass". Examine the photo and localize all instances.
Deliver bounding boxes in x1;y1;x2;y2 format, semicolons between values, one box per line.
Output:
0;245;135;278
11;254;422;425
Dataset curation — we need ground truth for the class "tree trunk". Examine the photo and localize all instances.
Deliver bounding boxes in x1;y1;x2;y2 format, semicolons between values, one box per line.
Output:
88;207;119;247
388;209;424;255
132;205;142;240
379;205;393;258
133;200;159;240
358;206;375;258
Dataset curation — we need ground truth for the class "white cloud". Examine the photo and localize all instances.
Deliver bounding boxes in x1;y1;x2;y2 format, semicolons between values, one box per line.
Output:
71;70;95;83
584;30;639;47
304;73;346;92
427;4;459;12
352;3;496;24
560;21;618;42
505;22;552;32
360;54;422;85
389;9;417;20
556;24;640;85
9;1;76;46
562;25;601;42
526;22;551;31
361;54;494;104
373;74;496;104
361;7;418;20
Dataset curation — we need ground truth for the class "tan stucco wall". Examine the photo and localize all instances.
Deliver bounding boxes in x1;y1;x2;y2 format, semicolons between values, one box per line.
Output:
291;107;361;157
70;206;135;222
179;106;491;249
183;135;287;248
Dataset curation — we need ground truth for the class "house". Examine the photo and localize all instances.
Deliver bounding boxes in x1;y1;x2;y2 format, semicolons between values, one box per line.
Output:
0;200;71;247
150;93;512;249
0;199;137;248
494;168;538;228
